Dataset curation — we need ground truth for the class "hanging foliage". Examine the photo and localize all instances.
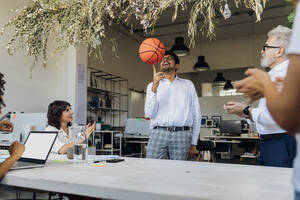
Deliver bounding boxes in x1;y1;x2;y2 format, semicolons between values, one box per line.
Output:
1;0;267;67
284;0;296;28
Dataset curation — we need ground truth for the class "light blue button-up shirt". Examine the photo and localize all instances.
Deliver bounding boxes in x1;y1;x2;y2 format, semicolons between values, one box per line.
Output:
144;76;201;145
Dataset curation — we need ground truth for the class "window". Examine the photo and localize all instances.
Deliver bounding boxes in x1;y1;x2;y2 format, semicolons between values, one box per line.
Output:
219;89;241;96
201;82;242;97
218;81;241;96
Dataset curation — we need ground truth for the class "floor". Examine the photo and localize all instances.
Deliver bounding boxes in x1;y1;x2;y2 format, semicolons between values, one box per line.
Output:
0;186;65;200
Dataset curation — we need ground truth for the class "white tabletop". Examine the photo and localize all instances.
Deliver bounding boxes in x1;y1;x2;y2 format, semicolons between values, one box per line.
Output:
1;157;293;200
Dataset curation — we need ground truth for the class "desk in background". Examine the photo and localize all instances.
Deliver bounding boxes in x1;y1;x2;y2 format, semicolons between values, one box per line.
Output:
122;118;151;157
202;135;260;161
122;134;149;157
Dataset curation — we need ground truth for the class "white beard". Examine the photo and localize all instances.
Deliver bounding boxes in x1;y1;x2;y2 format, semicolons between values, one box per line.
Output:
260;55;276;68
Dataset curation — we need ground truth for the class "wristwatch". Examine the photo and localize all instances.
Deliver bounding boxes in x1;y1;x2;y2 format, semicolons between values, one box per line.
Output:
243;106;251;116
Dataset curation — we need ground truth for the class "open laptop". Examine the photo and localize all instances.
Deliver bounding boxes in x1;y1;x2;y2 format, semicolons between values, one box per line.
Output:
11;131;58;170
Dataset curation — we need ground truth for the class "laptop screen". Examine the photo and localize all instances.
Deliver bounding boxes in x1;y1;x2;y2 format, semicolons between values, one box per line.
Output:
22;132;57;160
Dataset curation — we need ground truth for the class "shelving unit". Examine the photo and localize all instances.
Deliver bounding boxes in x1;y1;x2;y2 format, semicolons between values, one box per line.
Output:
87;67;128;155
87;67;128;129
92;130;122;156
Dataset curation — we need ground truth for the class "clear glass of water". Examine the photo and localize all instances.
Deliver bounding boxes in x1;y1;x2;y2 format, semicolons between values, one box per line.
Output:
70;126;88;163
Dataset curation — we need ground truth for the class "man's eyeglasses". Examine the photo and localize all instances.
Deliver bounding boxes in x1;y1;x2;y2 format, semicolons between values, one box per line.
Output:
161;56;174;62
262;44;281;52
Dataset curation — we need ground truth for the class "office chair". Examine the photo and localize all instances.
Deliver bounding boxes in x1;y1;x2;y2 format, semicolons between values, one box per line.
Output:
196;141;215;162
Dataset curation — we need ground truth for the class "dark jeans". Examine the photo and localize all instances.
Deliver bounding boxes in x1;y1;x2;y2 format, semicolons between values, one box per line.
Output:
258;134;296;168
295;190;300;200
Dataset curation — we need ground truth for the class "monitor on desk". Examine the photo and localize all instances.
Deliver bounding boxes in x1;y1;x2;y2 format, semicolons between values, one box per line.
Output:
8;113;47;143
220;120;242;134
124;118;151;136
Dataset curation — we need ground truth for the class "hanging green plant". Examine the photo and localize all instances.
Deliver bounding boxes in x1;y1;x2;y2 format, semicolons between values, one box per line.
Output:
286;0;296;27
288;10;295;27
1;0;267;67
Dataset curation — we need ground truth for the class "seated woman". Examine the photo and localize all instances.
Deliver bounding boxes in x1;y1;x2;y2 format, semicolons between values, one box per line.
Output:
45;100;95;154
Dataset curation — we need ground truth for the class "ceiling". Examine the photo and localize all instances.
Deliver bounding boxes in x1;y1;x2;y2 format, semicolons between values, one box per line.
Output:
108;0;293;72
121;0;292;41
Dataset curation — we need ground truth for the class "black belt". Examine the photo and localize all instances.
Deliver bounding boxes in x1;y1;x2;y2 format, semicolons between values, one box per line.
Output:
259;133;285;140
154;126;191;132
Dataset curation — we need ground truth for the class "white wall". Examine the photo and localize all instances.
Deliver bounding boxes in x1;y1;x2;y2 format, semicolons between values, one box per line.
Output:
88;27;153;91
129;91;145;118
0;1;82;114
199;95;258;120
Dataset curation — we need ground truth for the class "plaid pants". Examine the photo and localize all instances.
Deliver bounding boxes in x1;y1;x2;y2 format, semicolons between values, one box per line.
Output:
146;128;192;160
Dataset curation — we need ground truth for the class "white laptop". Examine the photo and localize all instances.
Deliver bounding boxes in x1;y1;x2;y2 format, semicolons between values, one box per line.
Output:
11;131;58;170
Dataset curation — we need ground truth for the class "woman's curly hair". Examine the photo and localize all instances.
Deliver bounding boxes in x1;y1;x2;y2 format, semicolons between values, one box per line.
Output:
47;100;72;130
0;73;6;107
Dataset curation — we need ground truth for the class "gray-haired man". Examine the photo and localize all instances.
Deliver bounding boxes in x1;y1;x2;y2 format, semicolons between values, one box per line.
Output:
224;25;296;167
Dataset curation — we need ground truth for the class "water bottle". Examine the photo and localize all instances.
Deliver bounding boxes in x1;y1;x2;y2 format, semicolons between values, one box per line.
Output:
71;126;88;162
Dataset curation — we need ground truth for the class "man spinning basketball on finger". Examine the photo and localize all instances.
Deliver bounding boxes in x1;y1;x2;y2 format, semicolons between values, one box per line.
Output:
145;50;202;160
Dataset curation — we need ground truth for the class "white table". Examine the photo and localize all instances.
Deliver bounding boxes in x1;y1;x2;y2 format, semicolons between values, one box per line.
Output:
1;157;293;200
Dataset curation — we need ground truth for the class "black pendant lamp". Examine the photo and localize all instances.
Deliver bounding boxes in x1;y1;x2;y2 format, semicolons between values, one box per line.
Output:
171;37;190;56
223;80;234;90
213;72;226;82
193;56;210;71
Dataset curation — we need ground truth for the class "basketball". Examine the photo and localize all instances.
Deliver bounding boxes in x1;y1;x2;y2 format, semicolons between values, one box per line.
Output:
139;38;165;65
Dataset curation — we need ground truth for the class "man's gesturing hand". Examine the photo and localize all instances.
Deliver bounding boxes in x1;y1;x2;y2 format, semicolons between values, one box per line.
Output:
152;65;165;93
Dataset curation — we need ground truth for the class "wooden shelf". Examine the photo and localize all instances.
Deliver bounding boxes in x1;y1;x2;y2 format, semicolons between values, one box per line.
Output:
87;107;128;112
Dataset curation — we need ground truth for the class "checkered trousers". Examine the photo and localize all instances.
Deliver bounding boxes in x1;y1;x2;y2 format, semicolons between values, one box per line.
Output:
146;128;192;160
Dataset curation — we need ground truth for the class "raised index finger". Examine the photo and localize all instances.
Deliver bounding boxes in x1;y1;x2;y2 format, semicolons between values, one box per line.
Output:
152;65;157;75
